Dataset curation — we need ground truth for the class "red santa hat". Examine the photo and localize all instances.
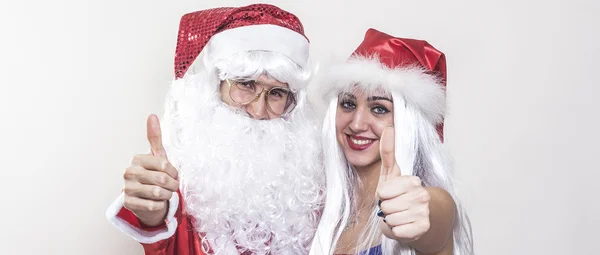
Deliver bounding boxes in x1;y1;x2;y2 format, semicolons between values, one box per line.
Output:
322;28;447;140
311;29;454;255
173;4;309;79
312;29;473;255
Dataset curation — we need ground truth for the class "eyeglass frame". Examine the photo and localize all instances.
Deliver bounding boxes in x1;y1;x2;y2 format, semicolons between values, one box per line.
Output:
225;79;297;117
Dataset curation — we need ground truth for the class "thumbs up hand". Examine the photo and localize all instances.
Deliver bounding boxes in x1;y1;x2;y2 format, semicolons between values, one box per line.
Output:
122;114;180;227
376;126;431;243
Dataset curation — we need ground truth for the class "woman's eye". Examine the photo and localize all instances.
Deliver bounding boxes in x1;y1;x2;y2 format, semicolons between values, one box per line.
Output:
340;100;355;110
371;106;389;114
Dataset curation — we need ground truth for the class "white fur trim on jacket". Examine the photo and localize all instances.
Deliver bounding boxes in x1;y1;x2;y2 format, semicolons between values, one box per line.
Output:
320;55;446;125
105;192;179;244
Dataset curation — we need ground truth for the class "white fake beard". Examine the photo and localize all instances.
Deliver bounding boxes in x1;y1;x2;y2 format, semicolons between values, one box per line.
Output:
165;90;325;255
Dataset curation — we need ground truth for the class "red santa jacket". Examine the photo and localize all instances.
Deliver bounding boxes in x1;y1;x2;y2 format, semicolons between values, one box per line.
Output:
107;190;322;254
107;190;206;255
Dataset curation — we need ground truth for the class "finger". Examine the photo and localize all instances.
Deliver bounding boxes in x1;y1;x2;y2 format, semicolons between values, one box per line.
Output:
123;181;173;201
379;126;401;182
379;195;410;215
123;195;167;213
124;165;180;192
147;114;168;159
140;171;180;192
131;154;179;180
377;176;423;200
384;205;429;227
391;220;431;241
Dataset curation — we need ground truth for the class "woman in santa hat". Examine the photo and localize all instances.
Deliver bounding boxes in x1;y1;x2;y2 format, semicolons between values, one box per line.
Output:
309;28;474;255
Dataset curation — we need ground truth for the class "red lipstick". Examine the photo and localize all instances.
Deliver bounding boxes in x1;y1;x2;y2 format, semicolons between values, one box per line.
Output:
346;135;375;151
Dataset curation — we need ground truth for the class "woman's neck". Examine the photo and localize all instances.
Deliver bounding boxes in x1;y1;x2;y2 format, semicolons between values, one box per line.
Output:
354;160;382;212
335;160;383;254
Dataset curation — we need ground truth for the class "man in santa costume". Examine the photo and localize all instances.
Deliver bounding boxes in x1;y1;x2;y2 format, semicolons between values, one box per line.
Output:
106;4;325;254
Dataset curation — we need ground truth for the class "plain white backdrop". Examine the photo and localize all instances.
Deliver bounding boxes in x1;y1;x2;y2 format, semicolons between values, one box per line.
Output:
0;0;598;254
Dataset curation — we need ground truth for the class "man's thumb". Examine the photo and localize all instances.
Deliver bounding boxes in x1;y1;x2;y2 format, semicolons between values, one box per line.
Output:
146;114;167;159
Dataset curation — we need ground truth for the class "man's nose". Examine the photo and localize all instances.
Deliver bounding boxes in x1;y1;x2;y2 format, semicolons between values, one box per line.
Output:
245;91;270;120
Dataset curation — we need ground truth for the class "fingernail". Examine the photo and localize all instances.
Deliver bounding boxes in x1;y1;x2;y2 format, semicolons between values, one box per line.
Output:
378;199;382;207
377;210;384;217
383;218;387;223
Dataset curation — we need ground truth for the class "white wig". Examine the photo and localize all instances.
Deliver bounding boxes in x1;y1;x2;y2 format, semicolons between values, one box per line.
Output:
309;55;474;255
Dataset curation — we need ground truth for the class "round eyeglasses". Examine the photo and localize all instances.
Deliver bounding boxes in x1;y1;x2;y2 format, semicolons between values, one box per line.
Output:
226;79;297;116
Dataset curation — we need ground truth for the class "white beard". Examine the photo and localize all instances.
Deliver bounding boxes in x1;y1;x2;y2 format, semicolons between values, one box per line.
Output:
161;76;325;255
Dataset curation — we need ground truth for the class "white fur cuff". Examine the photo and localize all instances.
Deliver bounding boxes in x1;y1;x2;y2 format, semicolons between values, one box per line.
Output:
105;192;179;244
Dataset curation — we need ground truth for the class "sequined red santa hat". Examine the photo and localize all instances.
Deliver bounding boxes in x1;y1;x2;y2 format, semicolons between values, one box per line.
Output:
173;4;309;79
322;28;447;140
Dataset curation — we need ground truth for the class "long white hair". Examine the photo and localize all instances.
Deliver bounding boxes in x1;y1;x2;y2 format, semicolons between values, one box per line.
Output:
309;56;474;255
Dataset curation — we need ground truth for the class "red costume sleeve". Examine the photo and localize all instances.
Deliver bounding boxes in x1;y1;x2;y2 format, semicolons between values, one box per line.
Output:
106;190;206;255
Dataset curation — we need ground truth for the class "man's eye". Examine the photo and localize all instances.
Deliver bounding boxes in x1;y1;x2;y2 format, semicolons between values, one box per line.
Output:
269;89;287;98
237;81;255;91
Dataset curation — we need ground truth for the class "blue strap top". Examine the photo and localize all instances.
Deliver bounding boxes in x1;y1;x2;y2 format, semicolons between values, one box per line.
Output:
359;245;382;255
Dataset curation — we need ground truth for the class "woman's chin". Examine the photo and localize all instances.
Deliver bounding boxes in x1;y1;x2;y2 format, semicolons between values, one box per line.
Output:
345;151;378;169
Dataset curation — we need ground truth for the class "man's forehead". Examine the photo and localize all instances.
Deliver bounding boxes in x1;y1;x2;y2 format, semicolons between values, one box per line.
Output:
254;74;289;88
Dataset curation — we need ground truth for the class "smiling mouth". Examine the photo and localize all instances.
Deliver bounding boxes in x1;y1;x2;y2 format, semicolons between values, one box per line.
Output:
346;135;376;151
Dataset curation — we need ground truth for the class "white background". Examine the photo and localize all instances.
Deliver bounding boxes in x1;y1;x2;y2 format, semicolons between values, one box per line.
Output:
0;0;598;254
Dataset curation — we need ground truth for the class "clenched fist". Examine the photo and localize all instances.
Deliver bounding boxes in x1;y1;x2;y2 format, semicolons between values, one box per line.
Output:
377;126;431;243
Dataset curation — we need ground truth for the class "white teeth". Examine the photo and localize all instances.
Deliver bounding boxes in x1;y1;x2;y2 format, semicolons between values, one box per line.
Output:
350;137;373;145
